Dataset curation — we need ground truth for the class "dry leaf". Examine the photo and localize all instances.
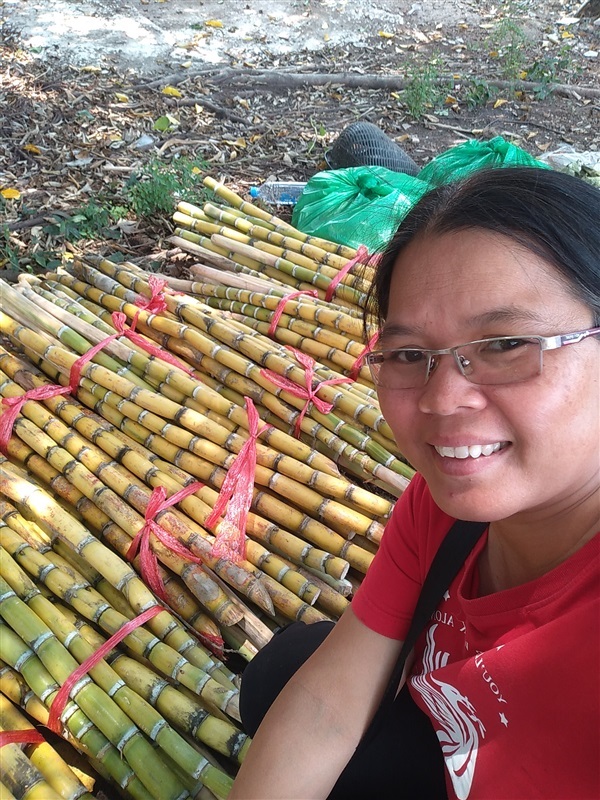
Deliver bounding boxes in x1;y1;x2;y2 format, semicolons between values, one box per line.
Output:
518;71;527;80
205;19;223;28
493;98;508;108
80;65;102;73
324;33;331;41
23;144;41;154
162;86;183;98
191;166;203;174
378;31;394;39
1;188;21;200
445;95;458;105
114;93;129;102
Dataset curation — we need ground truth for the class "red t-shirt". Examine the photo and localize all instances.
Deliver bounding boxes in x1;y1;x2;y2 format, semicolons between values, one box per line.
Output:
353;474;600;800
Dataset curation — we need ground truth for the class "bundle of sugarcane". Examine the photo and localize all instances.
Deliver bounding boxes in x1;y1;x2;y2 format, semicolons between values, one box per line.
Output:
20;255;413;492
171;177;379;312
0;279;396;628
0;468;248;799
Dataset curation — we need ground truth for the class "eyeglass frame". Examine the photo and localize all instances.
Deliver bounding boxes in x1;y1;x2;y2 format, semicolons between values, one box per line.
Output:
365;326;600;388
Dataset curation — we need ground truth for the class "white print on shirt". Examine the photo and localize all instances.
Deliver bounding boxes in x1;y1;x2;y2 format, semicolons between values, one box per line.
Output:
412;625;486;800
473;651;508;708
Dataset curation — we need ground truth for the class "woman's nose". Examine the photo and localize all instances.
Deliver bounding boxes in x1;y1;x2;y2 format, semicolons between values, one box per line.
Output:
417;354;487;415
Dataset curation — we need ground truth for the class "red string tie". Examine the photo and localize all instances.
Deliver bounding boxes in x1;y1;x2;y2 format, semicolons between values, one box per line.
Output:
69;310;193;391
126;483;205;601
205;397;269;562
0;385;72;455
325;245;378;303
131;275;171;329
0;729;46;748
47;605;163;736
260;348;347;437
348;331;381;382
267;290;319;338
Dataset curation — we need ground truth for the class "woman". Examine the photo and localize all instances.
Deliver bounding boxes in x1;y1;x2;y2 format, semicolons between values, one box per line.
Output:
230;167;600;799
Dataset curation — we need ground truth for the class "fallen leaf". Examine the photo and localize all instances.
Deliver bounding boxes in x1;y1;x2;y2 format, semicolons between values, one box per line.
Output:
205;19;223;28
80;65;102;73
378;31;394;38
445;95;458;104
561;30;574;39
1;188;21;200
493;98;508;108
23;144;41;154
162;86;183;97
192;166;203;174
324;33;331;41
114;93;129;102
153;114;180;132
518;71;527;80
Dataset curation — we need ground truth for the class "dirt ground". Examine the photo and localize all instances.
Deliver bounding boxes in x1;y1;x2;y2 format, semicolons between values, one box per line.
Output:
1;0;599;268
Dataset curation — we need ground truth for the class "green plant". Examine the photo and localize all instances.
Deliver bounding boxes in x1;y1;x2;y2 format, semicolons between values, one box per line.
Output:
0;226;20;270
488;18;530;80
42;201;120;243
402;59;451;119
125;156;210;219
526;45;578;95
464;79;498;109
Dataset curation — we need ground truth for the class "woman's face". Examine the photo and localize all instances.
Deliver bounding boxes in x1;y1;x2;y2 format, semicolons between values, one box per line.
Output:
377;228;600;524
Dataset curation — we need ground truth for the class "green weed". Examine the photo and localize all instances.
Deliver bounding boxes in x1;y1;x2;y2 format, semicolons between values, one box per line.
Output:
464;79;498;109
402;59;452;119
487;18;530;80
125;156;210;219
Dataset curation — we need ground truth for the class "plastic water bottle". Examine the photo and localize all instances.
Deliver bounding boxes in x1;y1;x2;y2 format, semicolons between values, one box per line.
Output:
249;181;307;206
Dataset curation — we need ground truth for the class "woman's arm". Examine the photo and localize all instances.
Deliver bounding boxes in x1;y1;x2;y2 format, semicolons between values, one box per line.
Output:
229;607;404;799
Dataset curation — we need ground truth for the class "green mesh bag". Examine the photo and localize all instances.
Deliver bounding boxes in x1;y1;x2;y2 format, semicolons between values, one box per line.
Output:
291;166;429;251
418;136;551;186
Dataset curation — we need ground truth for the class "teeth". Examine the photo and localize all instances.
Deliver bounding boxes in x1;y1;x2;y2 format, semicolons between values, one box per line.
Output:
435;442;504;459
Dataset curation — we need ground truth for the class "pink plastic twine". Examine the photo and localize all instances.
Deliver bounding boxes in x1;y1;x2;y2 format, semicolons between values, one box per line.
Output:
0;730;46;748
131;275;171;329
261;348;347;437
47;605;163;736
126;483;205;601
348;331;380;382
0;385;72;455
205;397;269;562
325;245;380;303
69;310;193;392
267;290;319;338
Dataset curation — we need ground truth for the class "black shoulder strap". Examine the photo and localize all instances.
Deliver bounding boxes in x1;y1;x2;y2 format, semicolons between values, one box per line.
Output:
361;519;488;745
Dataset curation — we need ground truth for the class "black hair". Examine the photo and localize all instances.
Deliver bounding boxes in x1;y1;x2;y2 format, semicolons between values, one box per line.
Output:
365;167;600;331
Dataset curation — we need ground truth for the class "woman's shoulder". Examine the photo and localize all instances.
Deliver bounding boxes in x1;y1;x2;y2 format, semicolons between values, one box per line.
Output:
386;474;458;577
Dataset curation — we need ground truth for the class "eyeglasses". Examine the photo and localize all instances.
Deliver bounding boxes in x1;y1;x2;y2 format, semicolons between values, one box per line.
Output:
366;327;600;390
